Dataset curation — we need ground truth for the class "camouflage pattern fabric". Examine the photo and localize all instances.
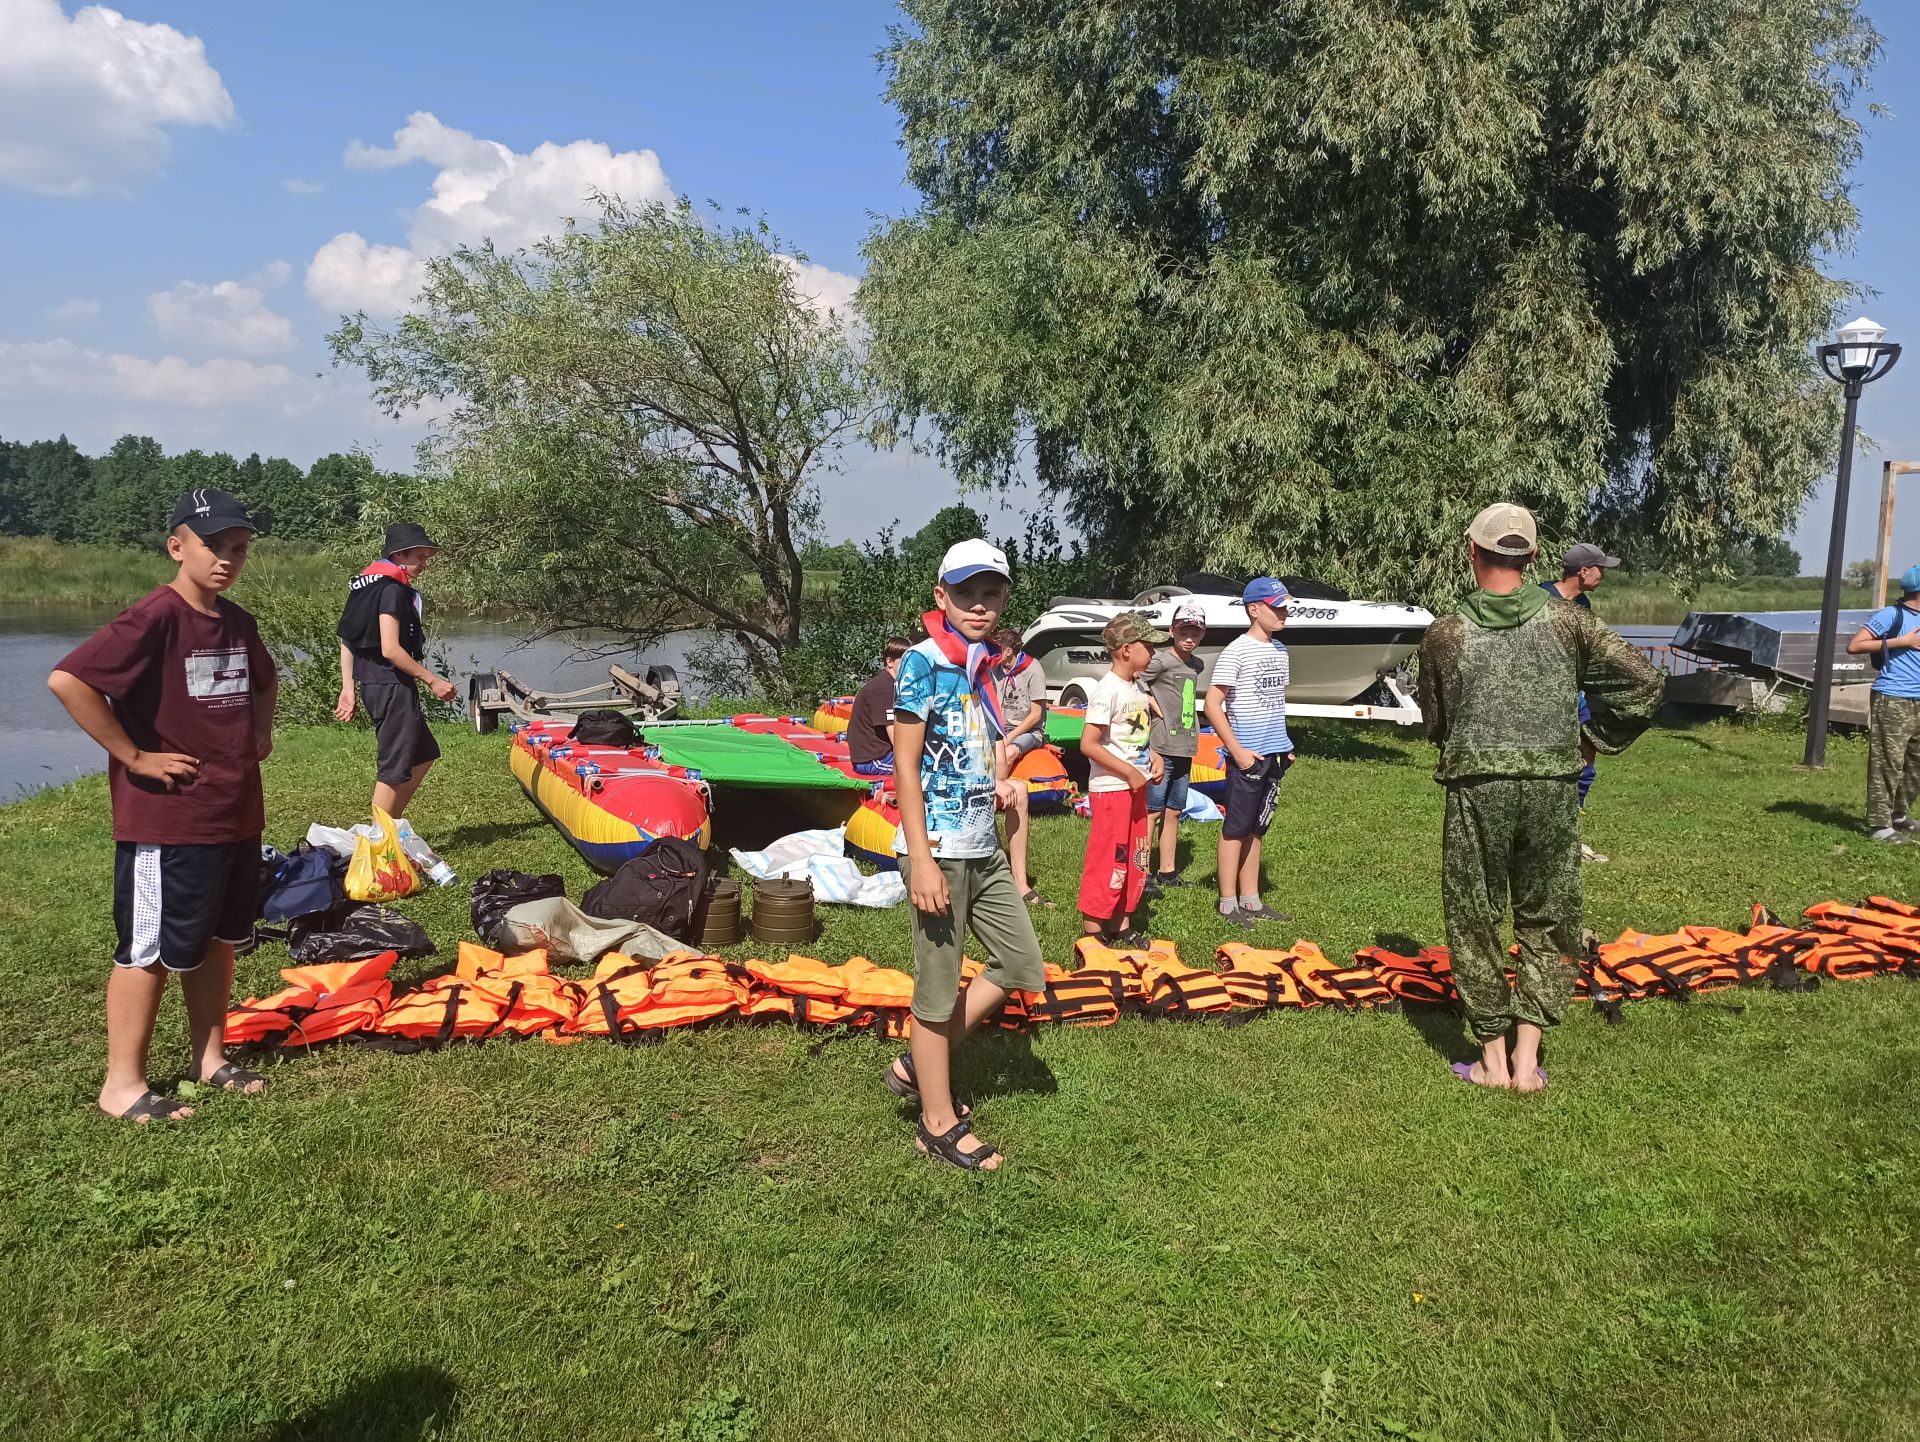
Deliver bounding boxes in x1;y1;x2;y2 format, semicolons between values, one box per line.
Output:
1442;777;1582;1040
1417;598;1663;782
1866;691;1920;830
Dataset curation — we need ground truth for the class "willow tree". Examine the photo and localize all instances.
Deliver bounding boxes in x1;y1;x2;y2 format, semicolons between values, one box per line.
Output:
331;198;874;697
861;1;1879;601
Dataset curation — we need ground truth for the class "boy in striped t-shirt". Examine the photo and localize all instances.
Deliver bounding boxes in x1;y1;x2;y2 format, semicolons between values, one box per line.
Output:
1205;577;1297;928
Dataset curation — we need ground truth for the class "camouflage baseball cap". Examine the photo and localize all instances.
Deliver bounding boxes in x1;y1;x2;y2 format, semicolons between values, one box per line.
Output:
1101;610;1172;651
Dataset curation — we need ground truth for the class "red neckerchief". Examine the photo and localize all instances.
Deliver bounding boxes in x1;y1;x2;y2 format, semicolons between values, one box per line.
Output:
920;608;1009;738
360;559;422;617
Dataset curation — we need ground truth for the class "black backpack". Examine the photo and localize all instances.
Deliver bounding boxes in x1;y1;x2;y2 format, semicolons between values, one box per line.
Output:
581;838;709;940
570;709;638;747
470;868;568;950
259;843;345;924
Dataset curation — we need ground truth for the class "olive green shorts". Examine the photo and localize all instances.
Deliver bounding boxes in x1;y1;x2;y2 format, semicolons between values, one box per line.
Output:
904;849;1046;1022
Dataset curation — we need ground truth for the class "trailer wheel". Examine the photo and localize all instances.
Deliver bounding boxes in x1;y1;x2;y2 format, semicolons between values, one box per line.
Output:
1059;682;1089;710
469;673;499;734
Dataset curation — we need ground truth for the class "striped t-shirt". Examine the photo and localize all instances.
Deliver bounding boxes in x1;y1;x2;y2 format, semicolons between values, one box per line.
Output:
1211;633;1292;755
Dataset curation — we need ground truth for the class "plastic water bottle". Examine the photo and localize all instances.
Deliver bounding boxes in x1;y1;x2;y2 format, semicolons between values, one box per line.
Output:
393;818;458;888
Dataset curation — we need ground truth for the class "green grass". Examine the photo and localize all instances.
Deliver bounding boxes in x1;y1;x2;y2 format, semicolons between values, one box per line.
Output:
2;719;1917;1441
1592;573;1872;625
0;536;346;609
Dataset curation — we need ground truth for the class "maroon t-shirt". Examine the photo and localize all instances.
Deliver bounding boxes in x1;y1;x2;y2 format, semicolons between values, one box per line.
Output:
847;669;896;767
56;587;273;844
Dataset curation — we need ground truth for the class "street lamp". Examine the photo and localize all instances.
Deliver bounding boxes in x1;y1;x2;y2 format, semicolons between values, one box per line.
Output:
1805;316;1901;767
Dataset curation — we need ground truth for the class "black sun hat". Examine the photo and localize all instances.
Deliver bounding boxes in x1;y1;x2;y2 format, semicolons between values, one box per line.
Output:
383;521;441;556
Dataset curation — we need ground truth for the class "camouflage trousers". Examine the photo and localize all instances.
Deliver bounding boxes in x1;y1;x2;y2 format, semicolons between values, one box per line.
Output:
1441;777;1582;1041
1866;692;1920;831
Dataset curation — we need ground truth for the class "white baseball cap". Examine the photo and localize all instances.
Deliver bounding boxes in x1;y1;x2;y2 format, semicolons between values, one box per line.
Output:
1171;601;1206;626
939;538;1011;585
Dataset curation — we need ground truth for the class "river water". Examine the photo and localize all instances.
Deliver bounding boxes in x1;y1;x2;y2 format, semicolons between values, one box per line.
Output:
0;604;712;802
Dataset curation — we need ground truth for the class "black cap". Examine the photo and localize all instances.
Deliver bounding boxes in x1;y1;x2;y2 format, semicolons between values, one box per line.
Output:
383;521;440;556
168;488;256;537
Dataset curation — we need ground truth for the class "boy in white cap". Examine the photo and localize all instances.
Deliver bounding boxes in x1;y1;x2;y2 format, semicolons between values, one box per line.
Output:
884;538;1045;1170
1847;563;1920;841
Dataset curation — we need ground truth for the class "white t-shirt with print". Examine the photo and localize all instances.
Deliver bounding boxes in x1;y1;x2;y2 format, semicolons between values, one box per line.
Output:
1085;669;1153;793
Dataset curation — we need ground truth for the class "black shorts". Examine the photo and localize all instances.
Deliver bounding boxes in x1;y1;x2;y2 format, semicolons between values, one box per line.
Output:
1222;753;1292;839
363;679;441;784
114;839;260;970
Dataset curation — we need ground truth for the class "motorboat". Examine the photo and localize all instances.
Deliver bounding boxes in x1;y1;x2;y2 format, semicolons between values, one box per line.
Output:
1018;574;1433;723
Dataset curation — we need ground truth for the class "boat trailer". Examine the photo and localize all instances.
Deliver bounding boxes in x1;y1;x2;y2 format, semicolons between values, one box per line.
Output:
467;663;683;734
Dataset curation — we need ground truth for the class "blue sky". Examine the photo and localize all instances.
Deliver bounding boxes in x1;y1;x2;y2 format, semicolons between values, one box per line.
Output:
0;0;1914;566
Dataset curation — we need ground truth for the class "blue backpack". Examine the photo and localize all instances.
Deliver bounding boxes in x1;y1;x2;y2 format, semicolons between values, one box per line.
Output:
259;844;344;924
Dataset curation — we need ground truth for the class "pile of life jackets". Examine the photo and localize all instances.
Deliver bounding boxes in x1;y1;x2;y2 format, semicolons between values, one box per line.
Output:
227;897;1919;1055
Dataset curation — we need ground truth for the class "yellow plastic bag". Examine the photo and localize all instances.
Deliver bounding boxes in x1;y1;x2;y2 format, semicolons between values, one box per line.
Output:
345;806;422;903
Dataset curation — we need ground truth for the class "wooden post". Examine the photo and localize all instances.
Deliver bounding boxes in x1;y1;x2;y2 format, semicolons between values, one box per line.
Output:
1875;461;1920;606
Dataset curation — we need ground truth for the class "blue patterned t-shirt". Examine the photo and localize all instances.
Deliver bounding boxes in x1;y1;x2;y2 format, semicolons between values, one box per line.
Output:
890;638;998;858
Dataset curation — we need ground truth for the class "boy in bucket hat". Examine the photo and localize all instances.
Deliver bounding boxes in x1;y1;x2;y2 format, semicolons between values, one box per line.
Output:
335;521;458;818
1419;503;1661;1091
1077;610;1166;944
48;490;279;1121
1205;578;1297;927
1847;562;1920;841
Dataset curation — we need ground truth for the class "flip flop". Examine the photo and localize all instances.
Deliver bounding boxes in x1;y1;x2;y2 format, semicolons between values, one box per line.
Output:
199;1061;267;1094
1022;888;1056;910
113;1090;191;1123
1450;1061;1503;1088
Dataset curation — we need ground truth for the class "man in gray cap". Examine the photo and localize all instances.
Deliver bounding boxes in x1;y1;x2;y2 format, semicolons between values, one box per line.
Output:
1541;541;1623;859
1418;504;1662;1091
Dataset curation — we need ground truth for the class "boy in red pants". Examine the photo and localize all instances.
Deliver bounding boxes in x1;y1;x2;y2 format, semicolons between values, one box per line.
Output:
1077;611;1166;946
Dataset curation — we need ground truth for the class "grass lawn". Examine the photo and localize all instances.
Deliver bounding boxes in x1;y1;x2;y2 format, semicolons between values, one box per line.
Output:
2;718;1917;1441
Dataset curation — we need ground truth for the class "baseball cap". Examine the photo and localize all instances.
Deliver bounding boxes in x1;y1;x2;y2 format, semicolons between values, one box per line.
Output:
1102;610;1171;651
938;538;1011;585
1465;502;1538;557
1171;601;1206;626
1242;577;1291;610
1562;542;1621;571
384;521;441;556
1900;563;1920;595
168;488;256;538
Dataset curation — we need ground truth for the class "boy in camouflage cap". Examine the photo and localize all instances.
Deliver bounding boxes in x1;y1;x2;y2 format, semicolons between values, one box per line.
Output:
1417;503;1662;1091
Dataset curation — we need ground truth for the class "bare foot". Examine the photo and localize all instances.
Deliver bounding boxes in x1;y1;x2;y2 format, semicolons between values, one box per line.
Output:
1510;1065;1548;1094
1466;1038;1513;1088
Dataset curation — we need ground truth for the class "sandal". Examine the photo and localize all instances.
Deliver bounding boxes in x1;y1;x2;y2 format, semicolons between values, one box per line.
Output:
915;1115;1001;1171
199;1061;267;1094
112;1090;191;1123
883;1052;968;1117
1022;887;1056;909
1108;928;1150;951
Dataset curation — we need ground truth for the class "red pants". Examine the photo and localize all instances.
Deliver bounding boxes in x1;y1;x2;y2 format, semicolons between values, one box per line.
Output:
1079;787;1150;921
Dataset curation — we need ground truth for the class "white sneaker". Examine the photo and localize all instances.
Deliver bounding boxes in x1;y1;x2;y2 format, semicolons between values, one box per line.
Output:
1893;816;1920;833
1869;827;1910;844
1580;842;1609;864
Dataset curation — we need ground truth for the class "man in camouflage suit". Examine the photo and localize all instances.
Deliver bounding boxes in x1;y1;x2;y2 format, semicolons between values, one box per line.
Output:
1417;503;1663;1091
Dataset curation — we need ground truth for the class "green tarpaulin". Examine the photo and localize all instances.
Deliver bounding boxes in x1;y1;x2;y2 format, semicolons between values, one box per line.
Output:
642;723;871;790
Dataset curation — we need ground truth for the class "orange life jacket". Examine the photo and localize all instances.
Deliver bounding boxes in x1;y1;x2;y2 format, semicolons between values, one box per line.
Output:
957;956;1037;1030
373;975;520;1046
1023;961;1125;1026
1800;902;1920;973
1132;941;1234;1018
1352;945;1456;1005
225;954;396;1047
1214;943;1312;1010
1285;941;1396;1008
1588;930;1744;998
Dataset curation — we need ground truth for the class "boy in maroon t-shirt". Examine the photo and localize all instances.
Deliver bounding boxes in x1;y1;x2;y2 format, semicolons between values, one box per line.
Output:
49;489;279;1123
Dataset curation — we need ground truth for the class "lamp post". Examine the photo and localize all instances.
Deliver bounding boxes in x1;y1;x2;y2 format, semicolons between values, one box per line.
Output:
1805;316;1901;768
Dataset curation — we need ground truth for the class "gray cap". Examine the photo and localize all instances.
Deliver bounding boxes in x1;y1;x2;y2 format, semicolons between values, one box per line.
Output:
1562;542;1621;571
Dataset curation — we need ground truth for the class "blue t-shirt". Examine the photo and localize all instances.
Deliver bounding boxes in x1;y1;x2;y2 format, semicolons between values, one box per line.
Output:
890;638;998;858
1211;633;1292;755
1538;580;1592;609
1866;603;1920;699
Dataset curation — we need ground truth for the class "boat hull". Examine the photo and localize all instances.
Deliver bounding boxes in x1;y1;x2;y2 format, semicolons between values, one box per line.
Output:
509;734;711;873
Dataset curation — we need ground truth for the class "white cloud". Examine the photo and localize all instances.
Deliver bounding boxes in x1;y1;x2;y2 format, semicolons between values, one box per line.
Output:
307;111;675;314
147;275;296;355
775;255;862;322
0;0;234;197
0;336;424;463
48;297;102;321
281;177;325;195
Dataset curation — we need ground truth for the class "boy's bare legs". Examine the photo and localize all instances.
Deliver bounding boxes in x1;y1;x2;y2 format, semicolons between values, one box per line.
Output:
1155;808;1180;874
100;964;192;1119
1001;786;1033;892
910;977;1008;1169
1235;835;1263;900
1216;833;1243;904
1507;1023;1546;1091
181;939;260;1092
372;759;432;818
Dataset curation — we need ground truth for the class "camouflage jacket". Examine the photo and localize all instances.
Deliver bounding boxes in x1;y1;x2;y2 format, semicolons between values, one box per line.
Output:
1416;591;1663;783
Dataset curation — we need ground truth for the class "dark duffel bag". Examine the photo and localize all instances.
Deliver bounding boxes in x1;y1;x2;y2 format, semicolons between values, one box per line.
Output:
569;709;637;747
470;868;567;950
259;843;344;925
581;837;709;941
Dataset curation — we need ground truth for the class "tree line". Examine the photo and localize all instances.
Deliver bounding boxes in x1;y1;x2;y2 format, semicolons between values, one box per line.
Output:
0;434;409;549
